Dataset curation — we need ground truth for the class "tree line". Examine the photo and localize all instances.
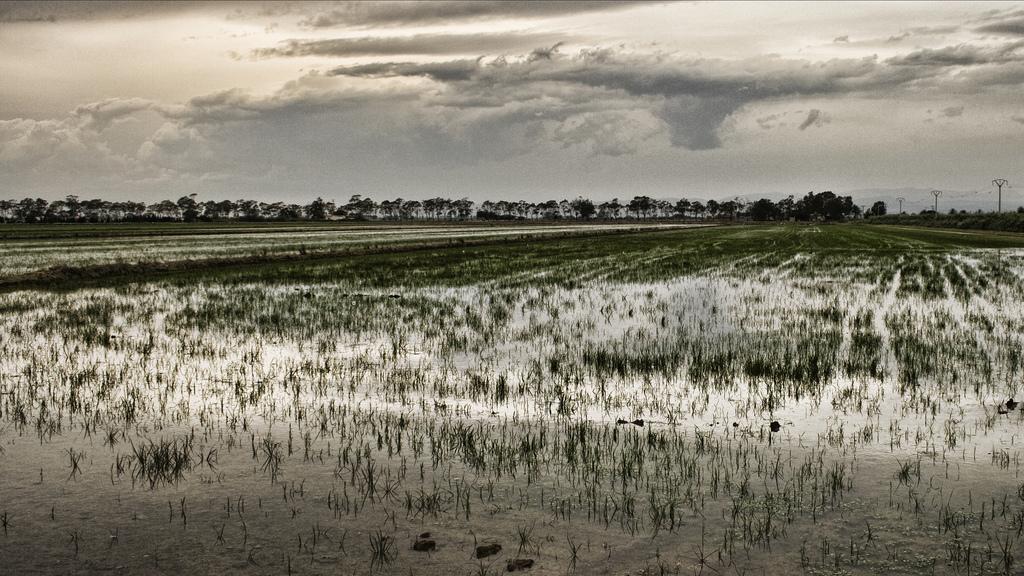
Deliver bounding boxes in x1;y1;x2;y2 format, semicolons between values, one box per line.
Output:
0;191;866;223
867;208;1024;233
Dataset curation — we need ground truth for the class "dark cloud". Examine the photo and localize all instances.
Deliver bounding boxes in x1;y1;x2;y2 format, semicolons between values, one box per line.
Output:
657;96;740;149
911;25;961;35
978;18;1024;36
1;1;639;28
969;7;1024;23
73;98;155;130
528;42;564;62
160;76;422;127
886;41;1024;67
755;112;786;130
330;48;931;149
250;32;562;59
951;61;1024;87
299;1;654;28
0;1;223;23
940;105;964;117
974;8;1024;37
797;109;828;130
331;51;893;99
331;60;484;82
884;26;958;43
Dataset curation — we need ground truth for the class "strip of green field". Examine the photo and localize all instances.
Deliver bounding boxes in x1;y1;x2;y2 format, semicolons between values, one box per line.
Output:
0;219;640;240
5;222;1024;292
0;223;698;291
210;223;1024;288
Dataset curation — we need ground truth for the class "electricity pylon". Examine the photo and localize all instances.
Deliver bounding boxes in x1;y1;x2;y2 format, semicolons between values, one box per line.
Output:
994;179;1008;213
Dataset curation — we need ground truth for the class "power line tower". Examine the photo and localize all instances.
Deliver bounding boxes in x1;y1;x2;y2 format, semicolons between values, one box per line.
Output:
993;179;1008;213
896;196;905;214
931;190;942;215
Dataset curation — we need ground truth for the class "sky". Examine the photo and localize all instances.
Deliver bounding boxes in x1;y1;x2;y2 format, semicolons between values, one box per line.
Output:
1;1;1023;211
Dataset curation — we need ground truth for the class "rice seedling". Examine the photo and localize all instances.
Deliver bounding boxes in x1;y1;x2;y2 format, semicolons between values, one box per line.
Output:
369;529;396;569
66;448;85;481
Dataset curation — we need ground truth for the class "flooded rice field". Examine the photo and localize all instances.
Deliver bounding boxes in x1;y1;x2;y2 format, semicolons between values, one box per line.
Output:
0;222;690;278
2;224;1024;575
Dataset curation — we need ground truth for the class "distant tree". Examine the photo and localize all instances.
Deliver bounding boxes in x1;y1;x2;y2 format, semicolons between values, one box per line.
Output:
537;199;560;219
748;198;778;221
571;197;596;219
823;197;846;221
719;200;739;220
776;195;795;219
238;200;262;220
655;199;673;218
401;199;422;219
306;197;329;220
64;195;82;221
705;199;720;219
148;200;179;220
789;190;857;221
87;198;117;221
598;198;622;219
674;199;692;219
15;198;48;223
378;199;398;219
867;201;887;217
343;194;377;219
263;203;279;219
0;200;15;222
44;199;66;222
627;196;654;218
176;194;199;222
215;200;237;219
200;200;218;220
492;200;512;218
454;198;475;219
278;204;302;219
118;201;146;221
427;198;443;219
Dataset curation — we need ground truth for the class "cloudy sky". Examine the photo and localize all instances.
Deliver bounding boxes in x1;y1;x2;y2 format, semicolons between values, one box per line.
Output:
2;1;1023;209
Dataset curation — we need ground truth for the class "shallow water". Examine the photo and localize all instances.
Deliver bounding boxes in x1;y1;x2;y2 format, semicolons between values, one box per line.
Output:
2;231;1024;574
